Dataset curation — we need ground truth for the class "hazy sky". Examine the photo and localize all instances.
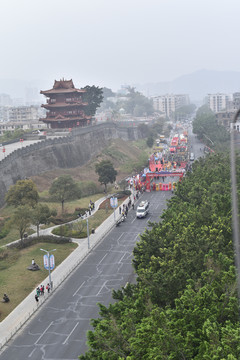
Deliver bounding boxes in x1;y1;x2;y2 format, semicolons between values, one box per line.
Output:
1;0;240;90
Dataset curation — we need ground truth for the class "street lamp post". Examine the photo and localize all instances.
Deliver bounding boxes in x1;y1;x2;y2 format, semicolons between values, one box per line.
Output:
86;218;90;249
40;248;56;290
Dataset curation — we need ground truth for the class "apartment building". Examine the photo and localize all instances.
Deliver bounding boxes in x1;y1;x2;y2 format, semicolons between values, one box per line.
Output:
152;94;190;118
207;93;231;113
8;106;40;122
0;105;46;135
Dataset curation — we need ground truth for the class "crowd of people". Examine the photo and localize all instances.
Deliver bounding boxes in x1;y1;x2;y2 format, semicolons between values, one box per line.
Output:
35;283;51;303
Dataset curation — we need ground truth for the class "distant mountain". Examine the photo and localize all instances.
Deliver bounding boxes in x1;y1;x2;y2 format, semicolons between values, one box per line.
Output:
1;69;240;105
136;69;240;102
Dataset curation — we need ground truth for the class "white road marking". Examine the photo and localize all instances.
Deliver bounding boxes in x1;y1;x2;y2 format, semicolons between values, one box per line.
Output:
98;253;108;265
62;322;79;345
35;321;53;344
118;253;125;264
28;348;36;357
73;281;86;297
131;217;136;224
96;281;108;296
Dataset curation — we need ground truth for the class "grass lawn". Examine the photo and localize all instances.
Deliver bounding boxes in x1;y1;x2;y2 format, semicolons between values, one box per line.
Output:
0;191;128;321
39;193;104;215
0;241;77;321
0;193;107;247
52;208;116;237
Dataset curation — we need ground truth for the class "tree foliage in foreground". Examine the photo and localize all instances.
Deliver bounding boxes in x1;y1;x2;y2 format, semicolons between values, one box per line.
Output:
79;153;240;359
5;179;39;208
12;205;32;242
82;85;104;116
95;160;117;192
49;175;80;213
31;204;57;237
192;105;230;152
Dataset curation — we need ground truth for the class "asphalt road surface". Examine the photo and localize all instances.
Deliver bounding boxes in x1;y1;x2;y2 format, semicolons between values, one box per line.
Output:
0;190;172;360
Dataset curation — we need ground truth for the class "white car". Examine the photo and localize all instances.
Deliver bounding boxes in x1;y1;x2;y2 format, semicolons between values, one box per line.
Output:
136;200;149;218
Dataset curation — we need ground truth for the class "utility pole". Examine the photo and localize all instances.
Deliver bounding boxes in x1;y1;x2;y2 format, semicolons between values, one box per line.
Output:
40;248;56;290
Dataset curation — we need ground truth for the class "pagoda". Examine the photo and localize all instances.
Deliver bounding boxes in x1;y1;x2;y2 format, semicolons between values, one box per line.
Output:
39;79;91;129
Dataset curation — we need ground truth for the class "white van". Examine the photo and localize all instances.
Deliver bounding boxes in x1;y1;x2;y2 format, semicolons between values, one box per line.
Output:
136;200;149;218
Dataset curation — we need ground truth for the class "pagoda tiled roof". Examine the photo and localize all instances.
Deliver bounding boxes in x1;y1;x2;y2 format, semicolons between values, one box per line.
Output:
40;88;85;95
53;79;74;89
40;79;86;95
41;102;88;109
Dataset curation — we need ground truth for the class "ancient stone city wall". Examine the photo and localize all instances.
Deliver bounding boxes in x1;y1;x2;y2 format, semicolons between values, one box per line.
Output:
0;122;143;206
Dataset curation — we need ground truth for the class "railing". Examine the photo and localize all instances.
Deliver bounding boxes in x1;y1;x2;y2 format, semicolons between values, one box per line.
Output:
0;199;128;351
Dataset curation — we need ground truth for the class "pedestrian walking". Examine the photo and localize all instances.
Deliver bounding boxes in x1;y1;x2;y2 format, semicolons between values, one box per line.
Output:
36;287;40;297
42;285;45;295
35;294;39;303
132;203;135;210
46;283;50;293
119;206;121;215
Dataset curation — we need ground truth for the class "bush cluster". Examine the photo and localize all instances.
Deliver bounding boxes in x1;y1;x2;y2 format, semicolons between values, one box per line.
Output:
115;190;131;199
7;235;71;249
52;224;87;239
49;213;79;225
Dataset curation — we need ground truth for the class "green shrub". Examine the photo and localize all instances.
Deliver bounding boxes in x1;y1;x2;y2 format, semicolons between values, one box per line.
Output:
78;181;101;197
0;248;9;261
49;213;78;225
52;222;88;238
116;190;131;198
7;235;71;249
74;208;89;216
0;218;11;239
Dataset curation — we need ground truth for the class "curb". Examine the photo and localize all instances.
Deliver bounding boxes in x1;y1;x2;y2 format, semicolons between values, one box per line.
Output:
0;195;132;351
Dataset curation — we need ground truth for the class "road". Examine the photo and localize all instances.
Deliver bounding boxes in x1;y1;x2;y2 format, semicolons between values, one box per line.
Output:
187;125;205;160
0;190;172;360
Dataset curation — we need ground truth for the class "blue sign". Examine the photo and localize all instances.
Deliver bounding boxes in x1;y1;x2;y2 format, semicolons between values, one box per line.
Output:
43;254;55;270
110;197;118;208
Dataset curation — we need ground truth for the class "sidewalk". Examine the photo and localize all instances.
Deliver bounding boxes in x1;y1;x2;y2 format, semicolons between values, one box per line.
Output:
0;194;132;350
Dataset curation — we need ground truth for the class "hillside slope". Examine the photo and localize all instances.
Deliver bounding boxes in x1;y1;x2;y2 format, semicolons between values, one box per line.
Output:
31;138;148;192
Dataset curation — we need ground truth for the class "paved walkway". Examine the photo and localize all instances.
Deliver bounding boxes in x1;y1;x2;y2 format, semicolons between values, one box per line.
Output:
0;194;133;350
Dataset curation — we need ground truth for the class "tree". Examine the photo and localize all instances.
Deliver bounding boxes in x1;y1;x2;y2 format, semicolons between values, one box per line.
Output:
5;179;39;208
12;205;32;242
95;160;117;192
192;105;229;151
80;153;240;359
49;175;80;213
174;103;196;119
82;85;104;116
31;204;57;237
123;87;154;116
146;135;154;148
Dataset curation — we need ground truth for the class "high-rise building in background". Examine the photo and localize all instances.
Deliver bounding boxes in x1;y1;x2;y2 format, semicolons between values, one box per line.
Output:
207;93;231;113
152;94;190;118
